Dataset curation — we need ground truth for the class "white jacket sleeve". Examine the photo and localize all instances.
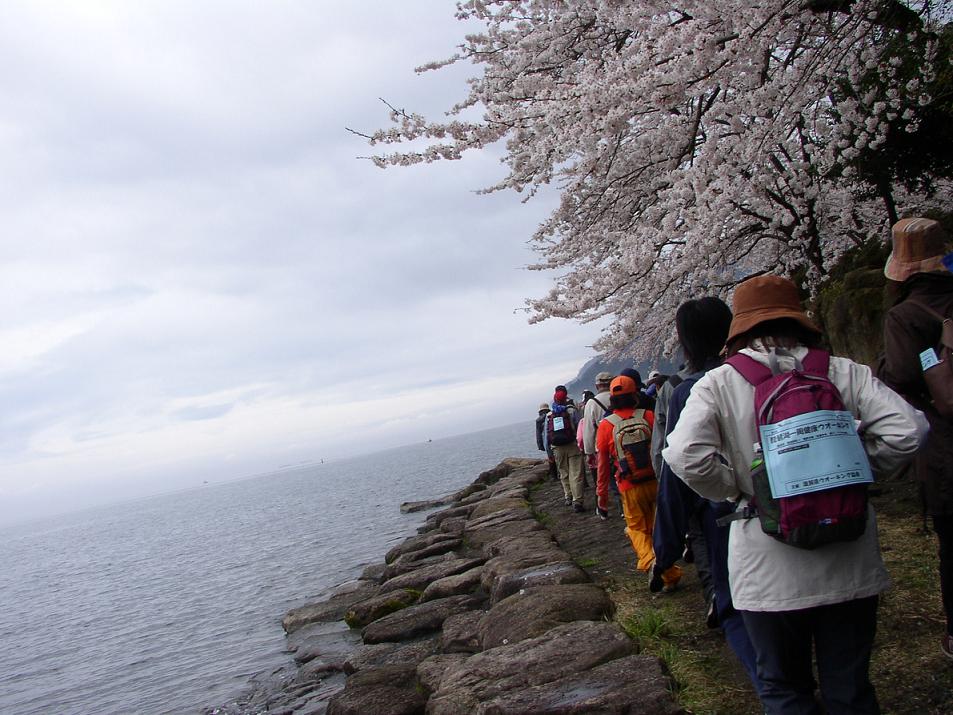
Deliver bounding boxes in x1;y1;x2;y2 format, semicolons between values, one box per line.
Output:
661;375;741;502
582;400;598;455
844;360;928;475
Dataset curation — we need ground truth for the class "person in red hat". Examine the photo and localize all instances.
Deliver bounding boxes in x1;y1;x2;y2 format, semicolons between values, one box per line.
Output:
596;375;681;590
664;273;927;714
878;217;953;660
547;385;586;512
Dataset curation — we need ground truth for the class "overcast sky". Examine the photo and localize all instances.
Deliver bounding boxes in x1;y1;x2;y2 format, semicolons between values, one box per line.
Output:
0;1;608;526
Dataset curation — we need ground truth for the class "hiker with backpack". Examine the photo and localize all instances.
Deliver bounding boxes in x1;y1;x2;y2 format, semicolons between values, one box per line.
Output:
535;402;558;481
597;375;681;589
878;217;953;660
663;274;927;714
584;372;614;517
652;296;763;693
548;385;586;512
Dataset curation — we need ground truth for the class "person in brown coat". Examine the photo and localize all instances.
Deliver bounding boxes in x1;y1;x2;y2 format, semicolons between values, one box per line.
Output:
878;216;953;659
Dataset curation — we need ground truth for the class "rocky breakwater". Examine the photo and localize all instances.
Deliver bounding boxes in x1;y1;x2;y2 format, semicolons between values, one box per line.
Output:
254;458;682;715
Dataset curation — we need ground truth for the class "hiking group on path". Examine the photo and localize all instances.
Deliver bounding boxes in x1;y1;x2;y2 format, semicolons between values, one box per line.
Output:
534;217;953;714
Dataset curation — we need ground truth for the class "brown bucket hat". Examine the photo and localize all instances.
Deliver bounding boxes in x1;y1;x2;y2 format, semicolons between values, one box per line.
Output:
726;275;821;344
884;217;950;282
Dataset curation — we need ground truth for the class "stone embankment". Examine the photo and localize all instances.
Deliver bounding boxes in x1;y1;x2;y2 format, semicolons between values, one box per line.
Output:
231;458;682;715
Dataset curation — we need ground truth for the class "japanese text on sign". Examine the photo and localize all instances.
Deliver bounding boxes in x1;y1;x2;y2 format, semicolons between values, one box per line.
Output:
759;409;873;499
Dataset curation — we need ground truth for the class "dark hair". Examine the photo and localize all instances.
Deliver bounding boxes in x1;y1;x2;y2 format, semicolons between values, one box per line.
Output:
620;368;642;387
609;393;637;410
725;318;824;357
675;297;733;371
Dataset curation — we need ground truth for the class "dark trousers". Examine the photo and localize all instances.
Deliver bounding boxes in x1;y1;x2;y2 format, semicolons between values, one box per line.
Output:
741;596;880;715
704;503;762;695
935;515;953;635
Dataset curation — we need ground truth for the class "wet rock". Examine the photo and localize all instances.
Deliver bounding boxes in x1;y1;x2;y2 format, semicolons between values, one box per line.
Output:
488;561;590;604
477;584;613;649
421;565;484;602
401;497;456;514
283;580;380;634
475;653;684;714
386;532;460;564
382;551;457;581
440;611;483;654
344;635;440;673
450;482;488;501
425;621;635;715
344;589;421;629
417;654;470;695
289;621;364;668
360;562;387;583
377;557;485;595
362;595;482;644
326;663;426;715
385;538;462;569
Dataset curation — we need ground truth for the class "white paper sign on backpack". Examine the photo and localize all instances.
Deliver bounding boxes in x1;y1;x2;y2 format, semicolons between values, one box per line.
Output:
759;409;873;499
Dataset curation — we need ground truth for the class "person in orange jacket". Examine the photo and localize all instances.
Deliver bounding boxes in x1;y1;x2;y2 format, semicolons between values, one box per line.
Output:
597;375;681;590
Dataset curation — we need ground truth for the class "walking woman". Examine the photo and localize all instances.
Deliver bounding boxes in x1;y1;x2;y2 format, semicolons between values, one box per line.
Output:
878;217;953;659
664;275;926;714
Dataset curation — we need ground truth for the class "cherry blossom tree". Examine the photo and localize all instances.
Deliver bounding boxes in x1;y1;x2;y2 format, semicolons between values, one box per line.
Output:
359;0;952;353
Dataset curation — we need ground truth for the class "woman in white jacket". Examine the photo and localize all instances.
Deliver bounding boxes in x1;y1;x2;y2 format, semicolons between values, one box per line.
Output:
663;275;927;715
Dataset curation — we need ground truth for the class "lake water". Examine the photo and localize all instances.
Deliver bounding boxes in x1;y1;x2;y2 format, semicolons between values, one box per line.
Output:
0;422;538;715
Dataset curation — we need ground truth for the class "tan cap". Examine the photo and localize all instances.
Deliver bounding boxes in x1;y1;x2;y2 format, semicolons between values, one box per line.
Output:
884;217;950;282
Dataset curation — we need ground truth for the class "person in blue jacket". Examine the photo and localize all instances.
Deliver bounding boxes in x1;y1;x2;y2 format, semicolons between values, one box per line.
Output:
652;296;764;695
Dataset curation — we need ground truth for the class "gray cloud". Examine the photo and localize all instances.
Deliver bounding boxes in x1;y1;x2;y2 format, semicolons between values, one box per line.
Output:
0;1;605;525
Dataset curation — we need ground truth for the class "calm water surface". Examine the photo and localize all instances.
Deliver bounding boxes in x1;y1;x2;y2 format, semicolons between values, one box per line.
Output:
0;422;537;715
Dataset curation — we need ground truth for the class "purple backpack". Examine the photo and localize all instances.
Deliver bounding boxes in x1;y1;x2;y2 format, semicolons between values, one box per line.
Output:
721;349;869;549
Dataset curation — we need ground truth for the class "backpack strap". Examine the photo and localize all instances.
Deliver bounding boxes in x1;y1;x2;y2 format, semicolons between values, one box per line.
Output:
800;348;831;378
725;353;774;386
591;396;609;414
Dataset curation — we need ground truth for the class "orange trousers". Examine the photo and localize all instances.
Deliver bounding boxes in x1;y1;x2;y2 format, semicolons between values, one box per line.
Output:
620;480;681;587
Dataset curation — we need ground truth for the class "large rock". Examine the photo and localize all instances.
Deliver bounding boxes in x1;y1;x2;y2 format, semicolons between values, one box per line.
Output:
362;594;482;644
480;531;556;559
344;589;421;629
465;507;534;533
476;654;683;714
425;621;636;715
378;557;485;595
417;654;470;695
283;580;380;634
401;496;456;514
288;620;364;668
344;635;440;673
421;565;484;602
440;611;484;654
326;663;426;715
439;517;467;535
385;532;461;564
424;504;474;530
479;551;572;594
488;561;590;604
477;584;613;649
468;497;530;521
383;551;457;581
462;519;544;552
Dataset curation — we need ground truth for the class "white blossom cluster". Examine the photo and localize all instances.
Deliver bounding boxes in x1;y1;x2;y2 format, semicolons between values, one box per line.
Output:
366;0;952;353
